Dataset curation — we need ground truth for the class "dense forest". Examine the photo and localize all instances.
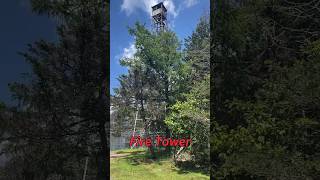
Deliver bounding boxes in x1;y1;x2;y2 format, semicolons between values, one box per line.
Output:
0;0;108;179
211;0;320;179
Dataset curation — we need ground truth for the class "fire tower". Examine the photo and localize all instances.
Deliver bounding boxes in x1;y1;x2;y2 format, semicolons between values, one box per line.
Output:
151;2;167;32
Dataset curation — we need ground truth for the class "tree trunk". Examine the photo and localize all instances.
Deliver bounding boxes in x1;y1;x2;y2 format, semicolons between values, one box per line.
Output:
164;77;171;154
140;98;156;158
96;119;108;180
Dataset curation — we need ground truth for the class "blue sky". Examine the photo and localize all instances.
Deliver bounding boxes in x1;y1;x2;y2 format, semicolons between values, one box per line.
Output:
0;0;57;105
110;0;210;95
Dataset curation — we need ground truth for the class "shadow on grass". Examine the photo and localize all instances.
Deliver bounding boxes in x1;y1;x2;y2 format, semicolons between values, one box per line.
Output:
173;161;210;176
122;148;209;177
112;148;210;179
123;148;172;166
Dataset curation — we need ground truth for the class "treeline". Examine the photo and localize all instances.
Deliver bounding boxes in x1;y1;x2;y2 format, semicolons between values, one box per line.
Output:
211;0;320;179
112;14;210;165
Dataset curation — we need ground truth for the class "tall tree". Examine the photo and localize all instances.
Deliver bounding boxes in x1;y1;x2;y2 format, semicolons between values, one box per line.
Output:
1;0;109;179
165;14;210;166
113;23;183;155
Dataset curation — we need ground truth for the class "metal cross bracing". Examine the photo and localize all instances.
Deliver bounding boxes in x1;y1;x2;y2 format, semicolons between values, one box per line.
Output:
130;110;167;148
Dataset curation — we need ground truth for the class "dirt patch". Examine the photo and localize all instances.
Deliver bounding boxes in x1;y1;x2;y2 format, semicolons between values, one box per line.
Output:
110;153;131;158
110;151;145;158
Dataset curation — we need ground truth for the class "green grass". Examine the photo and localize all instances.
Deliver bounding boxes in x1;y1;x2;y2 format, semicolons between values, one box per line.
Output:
111;148;209;180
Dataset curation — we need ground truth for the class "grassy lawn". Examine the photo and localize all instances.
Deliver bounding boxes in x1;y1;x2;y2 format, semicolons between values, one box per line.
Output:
110;148;209;180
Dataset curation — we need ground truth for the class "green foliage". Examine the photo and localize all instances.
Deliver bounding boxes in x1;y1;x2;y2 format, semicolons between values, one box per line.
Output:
0;102;5;110
165;76;210;163
184;14;210;83
211;0;320;179
113;23;184;136
1;0;108;179
211;99;320;179
164;15;210;165
161;15;210;166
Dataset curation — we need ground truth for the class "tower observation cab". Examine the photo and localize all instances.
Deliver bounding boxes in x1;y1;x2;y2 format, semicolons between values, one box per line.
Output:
152;2;167;32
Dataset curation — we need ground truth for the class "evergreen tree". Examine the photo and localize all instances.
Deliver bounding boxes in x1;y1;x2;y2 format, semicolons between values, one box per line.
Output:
211;0;320;178
113;23;183;156
0;0;108;179
165;14;210;166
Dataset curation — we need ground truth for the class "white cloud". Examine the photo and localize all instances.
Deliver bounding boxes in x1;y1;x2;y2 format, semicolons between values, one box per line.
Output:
121;0;178;18
163;0;178;18
121;42;137;60
184;0;199;8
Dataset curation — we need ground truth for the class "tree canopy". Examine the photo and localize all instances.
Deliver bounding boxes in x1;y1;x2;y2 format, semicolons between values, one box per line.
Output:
0;0;108;179
211;0;320;179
